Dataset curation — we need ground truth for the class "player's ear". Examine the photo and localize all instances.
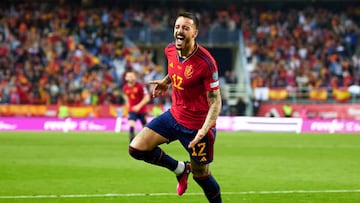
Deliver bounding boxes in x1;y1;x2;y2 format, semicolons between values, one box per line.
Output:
193;29;198;38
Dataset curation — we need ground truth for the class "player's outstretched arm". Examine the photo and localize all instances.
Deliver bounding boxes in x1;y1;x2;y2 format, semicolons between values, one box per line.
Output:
149;75;171;97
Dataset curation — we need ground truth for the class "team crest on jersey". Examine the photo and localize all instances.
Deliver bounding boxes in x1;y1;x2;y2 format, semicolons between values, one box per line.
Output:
177;65;182;70
184;65;193;79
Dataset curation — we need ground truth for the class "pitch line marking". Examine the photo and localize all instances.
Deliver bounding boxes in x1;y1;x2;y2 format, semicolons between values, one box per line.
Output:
1;189;360;199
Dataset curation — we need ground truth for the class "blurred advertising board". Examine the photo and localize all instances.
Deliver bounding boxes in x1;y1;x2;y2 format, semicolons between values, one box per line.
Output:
258;104;360;120
0;118;122;132
3;104;360;120
301;119;360;133
0;105;140;118
1;117;359;133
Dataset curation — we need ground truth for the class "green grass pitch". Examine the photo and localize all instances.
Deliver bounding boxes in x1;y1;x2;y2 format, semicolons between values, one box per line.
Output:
1;131;360;203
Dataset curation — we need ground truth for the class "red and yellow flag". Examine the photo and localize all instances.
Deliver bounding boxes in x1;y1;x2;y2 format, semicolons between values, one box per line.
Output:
309;88;328;100
268;88;288;100
333;88;351;102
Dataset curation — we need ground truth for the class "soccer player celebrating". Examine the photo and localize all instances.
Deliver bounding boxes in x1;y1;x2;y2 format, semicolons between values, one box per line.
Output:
122;70;150;142
129;12;222;202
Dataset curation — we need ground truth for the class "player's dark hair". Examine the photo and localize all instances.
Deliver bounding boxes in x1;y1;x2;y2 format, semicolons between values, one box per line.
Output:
177;11;199;29
124;69;138;76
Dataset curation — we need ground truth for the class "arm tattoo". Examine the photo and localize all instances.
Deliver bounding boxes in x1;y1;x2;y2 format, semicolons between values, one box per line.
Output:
164;75;171;84
201;89;222;132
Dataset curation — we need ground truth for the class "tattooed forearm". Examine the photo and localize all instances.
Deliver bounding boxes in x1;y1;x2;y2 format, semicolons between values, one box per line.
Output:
164;75;171;84
200;89;222;132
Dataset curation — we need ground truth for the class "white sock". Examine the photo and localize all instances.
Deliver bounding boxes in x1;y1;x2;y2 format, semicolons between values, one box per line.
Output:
174;161;185;176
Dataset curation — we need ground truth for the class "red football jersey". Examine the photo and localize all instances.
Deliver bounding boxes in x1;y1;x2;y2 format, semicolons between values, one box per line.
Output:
123;82;149;114
165;43;220;130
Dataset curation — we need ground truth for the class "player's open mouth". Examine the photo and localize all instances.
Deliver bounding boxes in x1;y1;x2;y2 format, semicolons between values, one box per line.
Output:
176;35;184;46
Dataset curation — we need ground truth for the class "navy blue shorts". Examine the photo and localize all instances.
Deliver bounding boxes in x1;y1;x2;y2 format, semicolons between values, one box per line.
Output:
128;112;147;125
147;110;216;164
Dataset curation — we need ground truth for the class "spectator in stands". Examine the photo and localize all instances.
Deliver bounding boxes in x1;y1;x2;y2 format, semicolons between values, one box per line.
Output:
231;96;246;116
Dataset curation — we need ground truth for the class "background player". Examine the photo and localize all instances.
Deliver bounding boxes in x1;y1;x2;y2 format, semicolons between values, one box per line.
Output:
122;70;150;142
129;12;222;202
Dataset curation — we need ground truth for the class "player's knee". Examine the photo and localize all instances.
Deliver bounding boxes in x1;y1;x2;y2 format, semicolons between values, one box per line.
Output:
128;146;145;160
192;169;210;177
191;164;210;177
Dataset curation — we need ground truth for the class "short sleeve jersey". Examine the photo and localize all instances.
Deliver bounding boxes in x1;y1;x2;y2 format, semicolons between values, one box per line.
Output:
165;43;220;130
122;82;148;114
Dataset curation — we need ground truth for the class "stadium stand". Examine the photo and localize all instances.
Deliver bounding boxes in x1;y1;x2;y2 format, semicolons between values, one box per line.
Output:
243;3;360;104
0;0;360;117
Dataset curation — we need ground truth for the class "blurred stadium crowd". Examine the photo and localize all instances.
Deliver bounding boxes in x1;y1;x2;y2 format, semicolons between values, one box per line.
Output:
245;4;360;99
0;1;359;108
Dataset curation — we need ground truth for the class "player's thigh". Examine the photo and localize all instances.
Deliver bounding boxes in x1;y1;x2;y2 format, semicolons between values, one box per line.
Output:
191;159;210;177
130;127;168;151
180;128;216;164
